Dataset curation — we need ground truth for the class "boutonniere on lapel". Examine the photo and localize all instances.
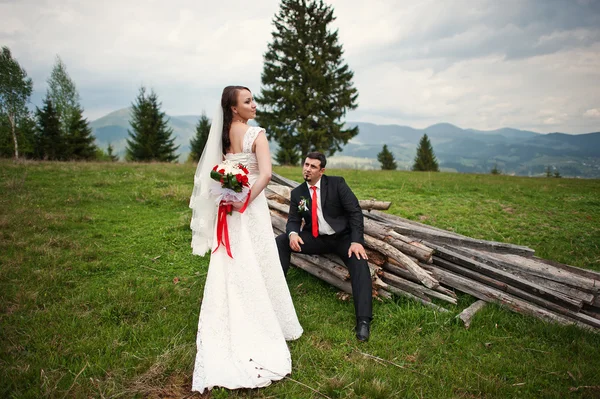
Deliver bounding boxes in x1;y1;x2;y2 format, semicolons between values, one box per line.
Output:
298;196;309;213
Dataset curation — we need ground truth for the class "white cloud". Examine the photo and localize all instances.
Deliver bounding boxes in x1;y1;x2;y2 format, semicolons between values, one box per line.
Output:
2;0;600;133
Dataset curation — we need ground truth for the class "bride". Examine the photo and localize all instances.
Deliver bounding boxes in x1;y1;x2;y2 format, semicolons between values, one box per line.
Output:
189;86;303;393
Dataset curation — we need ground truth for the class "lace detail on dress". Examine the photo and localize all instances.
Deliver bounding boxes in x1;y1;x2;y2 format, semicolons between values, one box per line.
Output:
243;127;264;153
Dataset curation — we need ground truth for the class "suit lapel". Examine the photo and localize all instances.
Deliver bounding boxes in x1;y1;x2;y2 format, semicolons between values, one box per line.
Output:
303;182;311;201
302;182;311;220
320;175;328;214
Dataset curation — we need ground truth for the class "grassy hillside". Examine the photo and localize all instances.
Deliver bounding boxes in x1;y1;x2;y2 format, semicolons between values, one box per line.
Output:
1;160;599;398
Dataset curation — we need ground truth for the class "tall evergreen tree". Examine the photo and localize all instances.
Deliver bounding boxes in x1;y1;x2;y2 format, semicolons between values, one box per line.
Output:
377;144;397;170
0;46;33;159
65;107;97;160
126;86;179;162
35;97;63;160
256;0;359;165
412;134;439;172
189;112;211;162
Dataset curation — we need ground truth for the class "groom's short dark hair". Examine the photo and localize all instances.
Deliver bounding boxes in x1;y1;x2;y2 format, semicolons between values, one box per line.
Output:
306;152;326;169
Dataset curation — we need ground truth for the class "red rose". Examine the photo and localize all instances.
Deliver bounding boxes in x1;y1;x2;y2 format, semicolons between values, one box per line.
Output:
236;174;243;182
218;168;225;174
236;163;248;174
213;165;218;171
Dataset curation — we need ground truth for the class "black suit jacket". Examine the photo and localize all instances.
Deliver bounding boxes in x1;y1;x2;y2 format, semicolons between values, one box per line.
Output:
286;175;365;245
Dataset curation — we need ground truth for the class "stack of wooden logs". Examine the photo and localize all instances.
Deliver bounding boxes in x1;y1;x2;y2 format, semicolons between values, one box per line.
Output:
267;173;600;331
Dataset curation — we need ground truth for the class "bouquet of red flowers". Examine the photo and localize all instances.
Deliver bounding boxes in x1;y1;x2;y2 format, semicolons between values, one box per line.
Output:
210;161;250;193
210;160;252;258
209;160;251;205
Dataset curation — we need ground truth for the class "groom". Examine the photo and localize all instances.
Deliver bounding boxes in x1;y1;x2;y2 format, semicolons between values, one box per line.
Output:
276;152;373;341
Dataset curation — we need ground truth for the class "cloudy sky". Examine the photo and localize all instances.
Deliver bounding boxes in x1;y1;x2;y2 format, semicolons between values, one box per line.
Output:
2;0;600;134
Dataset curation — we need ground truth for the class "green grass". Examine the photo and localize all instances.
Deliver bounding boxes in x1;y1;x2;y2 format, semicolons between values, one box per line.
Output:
1;160;599;399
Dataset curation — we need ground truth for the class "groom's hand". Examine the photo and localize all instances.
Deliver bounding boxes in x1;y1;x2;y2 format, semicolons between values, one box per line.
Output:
289;233;304;252
348;242;368;260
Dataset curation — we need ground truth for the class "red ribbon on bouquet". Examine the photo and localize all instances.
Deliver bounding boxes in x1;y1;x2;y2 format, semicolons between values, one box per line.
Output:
212;190;251;258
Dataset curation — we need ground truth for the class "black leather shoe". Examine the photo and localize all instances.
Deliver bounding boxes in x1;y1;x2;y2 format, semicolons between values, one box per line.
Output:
355;320;370;342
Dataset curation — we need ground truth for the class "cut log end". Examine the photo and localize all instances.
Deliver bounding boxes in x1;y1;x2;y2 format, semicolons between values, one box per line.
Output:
457;300;487;329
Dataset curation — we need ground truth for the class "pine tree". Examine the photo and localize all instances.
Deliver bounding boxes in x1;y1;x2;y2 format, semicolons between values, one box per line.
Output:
126;86;179;162
377;144;397;170
107;143;119;162
412;134;439;172
256;0;359;165
490;163;501;175
0;46;33;159
35;97;63;160
275;141;301;166
189;112;211;162
65;107;97;160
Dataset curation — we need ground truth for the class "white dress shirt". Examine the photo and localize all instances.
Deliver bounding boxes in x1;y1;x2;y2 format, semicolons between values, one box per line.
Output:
289;179;335;237
309;179;336;235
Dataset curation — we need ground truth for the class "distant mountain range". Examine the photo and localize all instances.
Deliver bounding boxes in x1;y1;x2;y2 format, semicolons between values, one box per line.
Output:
90;108;600;178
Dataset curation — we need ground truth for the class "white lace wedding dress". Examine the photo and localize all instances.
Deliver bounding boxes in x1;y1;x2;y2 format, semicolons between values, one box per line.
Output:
192;127;303;393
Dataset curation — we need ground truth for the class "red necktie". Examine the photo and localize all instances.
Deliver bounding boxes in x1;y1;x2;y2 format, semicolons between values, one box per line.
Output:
311;186;318;238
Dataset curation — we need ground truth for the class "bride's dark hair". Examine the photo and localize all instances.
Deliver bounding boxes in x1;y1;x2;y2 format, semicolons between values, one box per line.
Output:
221;85;250;154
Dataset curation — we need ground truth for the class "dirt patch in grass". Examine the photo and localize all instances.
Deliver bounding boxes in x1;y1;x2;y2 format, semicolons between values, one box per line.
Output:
127;368;194;399
501;205;515;214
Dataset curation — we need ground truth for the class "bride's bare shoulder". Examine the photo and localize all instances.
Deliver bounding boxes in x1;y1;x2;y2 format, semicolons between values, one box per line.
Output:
229;123;250;137
226;124;252;153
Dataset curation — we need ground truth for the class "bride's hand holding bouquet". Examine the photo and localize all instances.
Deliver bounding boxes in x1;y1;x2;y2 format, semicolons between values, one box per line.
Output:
209;160;251;258
210;160;251;214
